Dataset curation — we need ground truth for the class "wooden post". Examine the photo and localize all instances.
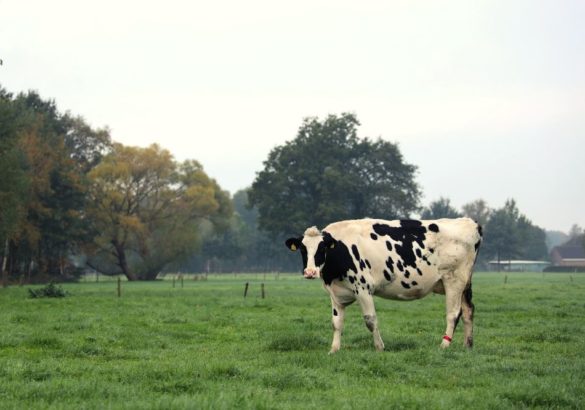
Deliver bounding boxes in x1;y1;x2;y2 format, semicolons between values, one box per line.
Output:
172;276;176;288
2;239;8;288
181;275;184;288
117;277;121;297
504;275;508;284
261;283;265;299
244;282;249;297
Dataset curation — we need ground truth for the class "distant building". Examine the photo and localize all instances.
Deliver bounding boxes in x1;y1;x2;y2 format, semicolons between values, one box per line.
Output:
550;235;585;269
488;260;551;272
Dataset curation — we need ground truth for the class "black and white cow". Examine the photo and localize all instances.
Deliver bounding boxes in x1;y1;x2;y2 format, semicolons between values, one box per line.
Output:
286;218;482;353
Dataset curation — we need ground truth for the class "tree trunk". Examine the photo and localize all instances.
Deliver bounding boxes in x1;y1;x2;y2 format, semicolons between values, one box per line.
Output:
112;240;137;281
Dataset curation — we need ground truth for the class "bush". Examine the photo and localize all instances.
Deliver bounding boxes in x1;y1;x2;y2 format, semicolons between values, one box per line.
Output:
28;282;69;298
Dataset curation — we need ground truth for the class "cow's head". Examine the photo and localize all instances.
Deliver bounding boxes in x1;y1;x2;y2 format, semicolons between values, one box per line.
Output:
285;226;336;279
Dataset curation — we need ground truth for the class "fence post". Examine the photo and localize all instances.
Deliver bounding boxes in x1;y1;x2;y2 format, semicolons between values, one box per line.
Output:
244;282;249;298
504;275;508;284
181;275;184;288
261;283;265;299
172;276;176;288
117;277;121;297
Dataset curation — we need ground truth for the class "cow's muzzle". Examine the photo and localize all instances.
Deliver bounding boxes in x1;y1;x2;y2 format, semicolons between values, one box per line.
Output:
303;268;319;279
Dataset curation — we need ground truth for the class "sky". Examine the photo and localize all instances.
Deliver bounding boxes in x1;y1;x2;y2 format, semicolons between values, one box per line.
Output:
1;0;584;233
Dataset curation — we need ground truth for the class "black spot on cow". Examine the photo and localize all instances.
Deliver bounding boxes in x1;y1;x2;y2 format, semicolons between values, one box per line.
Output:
415;248;422;258
383;270;392;281
411;281;418;286
333;308;338;316
373;220;428;270
359;260;366;271
385;256;394;273
370;233;378;240
351;244;361;261
320;233;358;286
401;281;411;289
360;276;366;284
348;275;355;284
396;260;404;272
404;270;410;278
428;223;439;232
429;248;435;253
416;268;423;276
365;259;371;269
385;241;392;251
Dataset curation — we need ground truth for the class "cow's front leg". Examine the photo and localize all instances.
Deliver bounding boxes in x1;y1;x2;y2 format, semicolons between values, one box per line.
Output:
358;296;384;351
330;299;346;354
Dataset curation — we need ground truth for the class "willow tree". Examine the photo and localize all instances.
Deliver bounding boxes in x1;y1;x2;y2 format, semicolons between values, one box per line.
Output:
86;143;231;280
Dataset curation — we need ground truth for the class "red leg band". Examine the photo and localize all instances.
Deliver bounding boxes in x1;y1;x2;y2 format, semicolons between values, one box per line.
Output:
443;335;452;342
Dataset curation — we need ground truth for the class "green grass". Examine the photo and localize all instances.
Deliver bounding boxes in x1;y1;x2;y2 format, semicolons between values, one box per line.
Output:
1;272;584;409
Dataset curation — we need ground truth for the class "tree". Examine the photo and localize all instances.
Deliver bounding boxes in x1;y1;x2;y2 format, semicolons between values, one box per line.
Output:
420;197;462;219
481;199;548;268
461;199;492;226
568;224;583;239
249;113;421;237
482;200;521;266
86;143;232;280
11;91;101;277
516;215;548;260
0;88;29;284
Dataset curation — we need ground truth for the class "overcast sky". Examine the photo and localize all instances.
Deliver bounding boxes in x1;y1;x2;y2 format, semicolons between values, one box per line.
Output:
1;0;583;232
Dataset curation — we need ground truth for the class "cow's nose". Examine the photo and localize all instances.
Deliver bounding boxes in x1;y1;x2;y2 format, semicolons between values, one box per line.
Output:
304;268;318;279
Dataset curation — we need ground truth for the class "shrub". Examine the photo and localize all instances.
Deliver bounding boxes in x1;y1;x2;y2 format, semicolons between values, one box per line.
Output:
28;282;68;298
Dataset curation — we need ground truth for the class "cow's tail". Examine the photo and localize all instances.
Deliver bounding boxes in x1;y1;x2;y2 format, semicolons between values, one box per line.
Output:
472;222;483;264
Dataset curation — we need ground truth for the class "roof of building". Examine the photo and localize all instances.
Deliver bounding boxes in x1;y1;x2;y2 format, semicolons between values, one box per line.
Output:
488;260;550;265
552;235;585;259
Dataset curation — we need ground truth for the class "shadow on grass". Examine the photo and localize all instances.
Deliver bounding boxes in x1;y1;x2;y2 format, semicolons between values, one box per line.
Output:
267;334;328;352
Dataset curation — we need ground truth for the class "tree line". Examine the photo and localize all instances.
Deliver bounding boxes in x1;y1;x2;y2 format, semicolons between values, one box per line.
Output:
0;87;555;282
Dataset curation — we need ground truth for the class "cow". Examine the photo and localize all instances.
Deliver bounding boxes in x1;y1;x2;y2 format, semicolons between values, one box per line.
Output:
285;218;482;353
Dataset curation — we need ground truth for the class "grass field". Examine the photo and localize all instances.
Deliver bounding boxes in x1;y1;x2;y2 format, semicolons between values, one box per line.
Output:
1;272;584;409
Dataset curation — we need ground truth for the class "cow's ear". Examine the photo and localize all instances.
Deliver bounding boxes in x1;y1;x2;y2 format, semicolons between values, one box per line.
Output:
322;232;336;249
285;238;302;252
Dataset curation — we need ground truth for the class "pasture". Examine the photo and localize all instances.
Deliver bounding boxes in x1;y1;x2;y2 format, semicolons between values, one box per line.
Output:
1;272;584;409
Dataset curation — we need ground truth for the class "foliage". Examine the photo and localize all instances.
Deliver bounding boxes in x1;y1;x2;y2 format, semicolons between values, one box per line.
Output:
461;199;492;226
0;274;584;408
28;282;68;298
249;113;421;237
420;197;462;219
180;189;298;273
86;143;232;280
0;87;113;281
482;199;548;263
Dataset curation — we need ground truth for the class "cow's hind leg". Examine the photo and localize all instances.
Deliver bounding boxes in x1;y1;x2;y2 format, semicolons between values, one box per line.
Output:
330;299;346;354
358;296;384;351
441;278;465;349
461;284;474;348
